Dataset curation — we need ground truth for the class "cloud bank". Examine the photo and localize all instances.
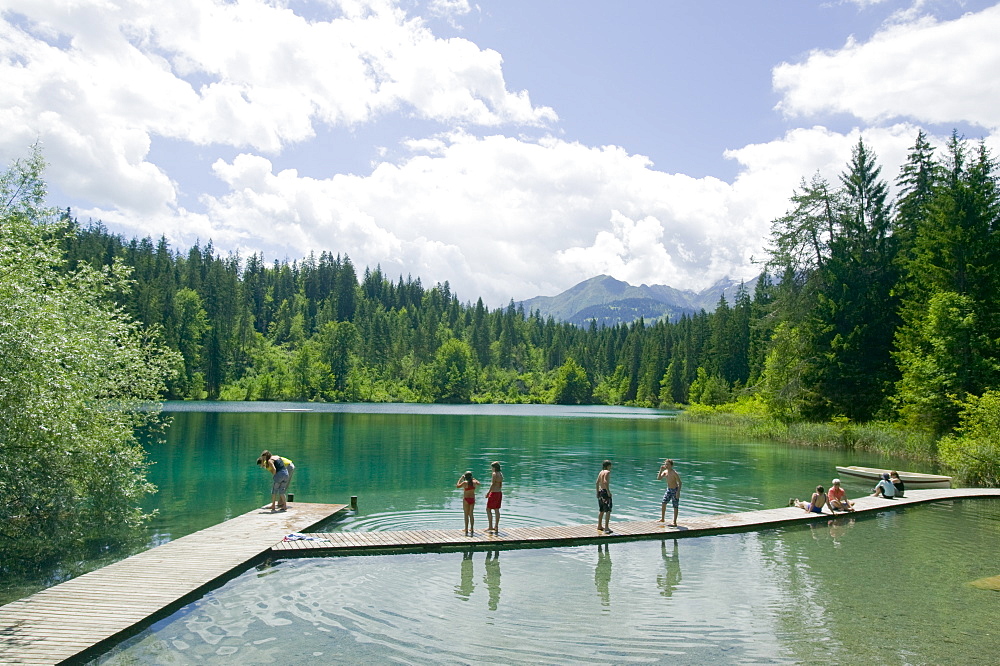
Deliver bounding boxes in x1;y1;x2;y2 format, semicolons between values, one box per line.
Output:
2;0;998;305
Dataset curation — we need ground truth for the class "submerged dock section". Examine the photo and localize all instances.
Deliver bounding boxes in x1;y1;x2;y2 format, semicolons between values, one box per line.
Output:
271;488;1000;555
0;502;347;665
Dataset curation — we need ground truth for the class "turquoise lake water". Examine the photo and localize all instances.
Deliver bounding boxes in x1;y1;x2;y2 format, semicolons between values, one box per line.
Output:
19;402;999;664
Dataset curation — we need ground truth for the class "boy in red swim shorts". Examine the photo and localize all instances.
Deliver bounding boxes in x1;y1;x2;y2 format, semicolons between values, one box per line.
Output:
486;461;504;533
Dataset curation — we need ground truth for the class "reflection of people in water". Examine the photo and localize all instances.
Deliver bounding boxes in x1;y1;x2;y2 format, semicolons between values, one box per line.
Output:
455;551;475;600
595;543;612;607
484;550;501;611
657;540;682;597
827;515;856;547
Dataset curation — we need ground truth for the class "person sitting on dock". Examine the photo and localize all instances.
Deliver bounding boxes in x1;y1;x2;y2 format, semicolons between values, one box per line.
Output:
889;471;905;497
485;461;504;533
791;486;828;514
657;458;682;527
456;471;480;536
827;479;855;512
596;460;613;534
871;473;896;499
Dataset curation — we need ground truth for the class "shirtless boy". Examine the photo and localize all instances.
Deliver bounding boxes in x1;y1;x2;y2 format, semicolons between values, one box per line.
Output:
596;460;613;533
657;459;682;526
486;461;504;533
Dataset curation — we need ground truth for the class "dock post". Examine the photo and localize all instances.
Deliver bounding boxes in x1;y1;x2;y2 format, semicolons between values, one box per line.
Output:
350;495;358;510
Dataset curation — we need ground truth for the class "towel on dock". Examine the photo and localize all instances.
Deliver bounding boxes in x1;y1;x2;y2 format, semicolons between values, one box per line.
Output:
283;532;325;541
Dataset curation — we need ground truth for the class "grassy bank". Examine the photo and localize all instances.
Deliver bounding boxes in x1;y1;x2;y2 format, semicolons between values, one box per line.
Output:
678;402;939;462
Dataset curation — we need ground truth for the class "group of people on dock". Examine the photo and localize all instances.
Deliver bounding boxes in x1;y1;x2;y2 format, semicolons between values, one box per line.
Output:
458;458;683;537
455;462;504;535
256;452;908;531
791;471;906;514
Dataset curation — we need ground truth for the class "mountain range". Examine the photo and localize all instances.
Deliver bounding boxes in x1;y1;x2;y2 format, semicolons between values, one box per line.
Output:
517;274;759;327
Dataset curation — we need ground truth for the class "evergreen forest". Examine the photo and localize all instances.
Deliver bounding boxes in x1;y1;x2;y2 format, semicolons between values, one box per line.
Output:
47;132;1000;481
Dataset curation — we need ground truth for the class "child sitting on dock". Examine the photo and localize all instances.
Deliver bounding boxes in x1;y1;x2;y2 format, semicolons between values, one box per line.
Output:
791;486;828;514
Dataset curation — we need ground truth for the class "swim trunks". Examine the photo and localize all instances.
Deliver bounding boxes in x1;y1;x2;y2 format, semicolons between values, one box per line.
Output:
806;504;823;514
464;497;475;505
486;492;502;509
597;488;612;513
661;487;679;508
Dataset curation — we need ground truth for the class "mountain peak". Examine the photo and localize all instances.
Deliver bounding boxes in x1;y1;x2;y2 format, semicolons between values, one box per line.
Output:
518;274;758;327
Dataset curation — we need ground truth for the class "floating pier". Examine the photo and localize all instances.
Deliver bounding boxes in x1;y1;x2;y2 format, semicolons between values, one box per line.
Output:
0;503;347;665
3;488;999;664
272;487;1000;555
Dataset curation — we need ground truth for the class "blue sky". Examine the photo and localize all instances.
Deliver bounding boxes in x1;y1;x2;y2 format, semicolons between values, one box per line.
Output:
2;0;998;306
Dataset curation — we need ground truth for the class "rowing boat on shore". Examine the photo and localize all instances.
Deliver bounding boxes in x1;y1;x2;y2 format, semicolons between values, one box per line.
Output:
835;465;952;489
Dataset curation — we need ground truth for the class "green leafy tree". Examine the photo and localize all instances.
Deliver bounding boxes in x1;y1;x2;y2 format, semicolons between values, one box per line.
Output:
552;358;591;404
894;135;1000;433
763;140;898;421
171;287;208;398
688;367;730;406
0;149;177;563
938;390;1000;485
429;338;476;403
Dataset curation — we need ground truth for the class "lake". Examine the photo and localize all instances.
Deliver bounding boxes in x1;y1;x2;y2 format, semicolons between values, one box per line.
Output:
9;403;1000;663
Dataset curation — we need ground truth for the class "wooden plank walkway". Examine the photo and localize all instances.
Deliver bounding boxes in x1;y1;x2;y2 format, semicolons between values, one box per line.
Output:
271;488;1000;555
0;503;347;665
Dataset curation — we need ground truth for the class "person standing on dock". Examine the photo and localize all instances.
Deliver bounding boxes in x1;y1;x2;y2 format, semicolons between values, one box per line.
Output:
258;451;290;511
456;471;481;535
258;450;296;504
657;459;682;526
486;461;504;533
596;460;613;533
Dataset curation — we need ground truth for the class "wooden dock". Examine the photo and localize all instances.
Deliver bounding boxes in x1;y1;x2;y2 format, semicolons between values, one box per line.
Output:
272;488;1000;555
0;503;347;665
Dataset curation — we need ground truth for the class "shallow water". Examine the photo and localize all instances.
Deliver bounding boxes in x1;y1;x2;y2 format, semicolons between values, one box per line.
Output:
7;403;996;663
96;500;1000;665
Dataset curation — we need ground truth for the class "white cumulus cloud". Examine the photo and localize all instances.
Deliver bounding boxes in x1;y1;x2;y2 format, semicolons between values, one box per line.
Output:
774;4;1000;131
0;0;554;215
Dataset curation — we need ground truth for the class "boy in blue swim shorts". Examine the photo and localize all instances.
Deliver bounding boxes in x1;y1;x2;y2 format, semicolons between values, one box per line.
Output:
657;459;682;526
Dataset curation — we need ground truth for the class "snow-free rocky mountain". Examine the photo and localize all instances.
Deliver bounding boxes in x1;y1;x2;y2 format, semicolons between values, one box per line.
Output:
517;274;759;327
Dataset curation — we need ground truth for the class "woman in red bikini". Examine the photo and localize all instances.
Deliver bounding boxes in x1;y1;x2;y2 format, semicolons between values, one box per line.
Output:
455;471;481;535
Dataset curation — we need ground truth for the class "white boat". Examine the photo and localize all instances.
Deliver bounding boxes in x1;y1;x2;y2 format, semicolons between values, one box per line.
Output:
835;465;952;489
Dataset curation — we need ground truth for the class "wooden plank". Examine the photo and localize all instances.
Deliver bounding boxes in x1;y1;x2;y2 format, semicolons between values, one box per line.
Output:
0;502;347;665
